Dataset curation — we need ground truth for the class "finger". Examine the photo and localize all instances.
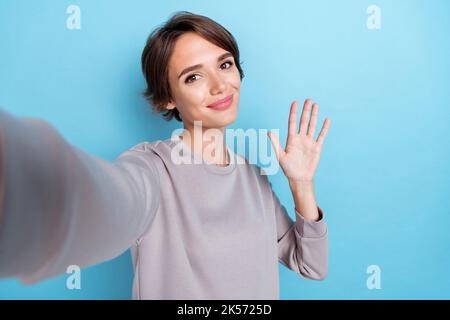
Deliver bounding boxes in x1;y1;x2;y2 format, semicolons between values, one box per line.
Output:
267;131;284;161
287;100;298;137
316;118;331;146
298;98;312;135
307;103;319;137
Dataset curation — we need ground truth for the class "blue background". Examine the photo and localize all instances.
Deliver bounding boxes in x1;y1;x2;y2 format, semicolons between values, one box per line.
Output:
1;0;449;299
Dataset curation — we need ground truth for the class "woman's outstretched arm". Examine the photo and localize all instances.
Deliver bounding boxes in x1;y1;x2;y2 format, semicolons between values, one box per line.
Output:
0;108;160;284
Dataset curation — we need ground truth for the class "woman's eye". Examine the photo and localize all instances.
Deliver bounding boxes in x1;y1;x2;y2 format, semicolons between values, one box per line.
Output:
221;60;234;69
185;74;200;84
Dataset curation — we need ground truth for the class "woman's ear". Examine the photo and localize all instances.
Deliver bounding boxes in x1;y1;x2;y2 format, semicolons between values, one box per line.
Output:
165;100;176;110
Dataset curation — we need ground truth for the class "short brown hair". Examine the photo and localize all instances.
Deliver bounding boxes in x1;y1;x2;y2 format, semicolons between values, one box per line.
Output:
141;11;245;122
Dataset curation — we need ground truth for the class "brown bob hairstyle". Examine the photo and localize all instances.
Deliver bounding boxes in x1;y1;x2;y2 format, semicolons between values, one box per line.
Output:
141;11;245;122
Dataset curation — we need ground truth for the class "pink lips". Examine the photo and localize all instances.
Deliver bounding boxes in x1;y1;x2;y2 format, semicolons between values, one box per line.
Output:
207;94;233;110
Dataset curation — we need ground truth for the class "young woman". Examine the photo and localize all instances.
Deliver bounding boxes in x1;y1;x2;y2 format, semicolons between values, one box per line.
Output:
0;11;331;299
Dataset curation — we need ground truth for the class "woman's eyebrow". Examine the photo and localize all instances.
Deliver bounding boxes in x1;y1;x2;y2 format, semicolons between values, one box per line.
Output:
177;52;233;79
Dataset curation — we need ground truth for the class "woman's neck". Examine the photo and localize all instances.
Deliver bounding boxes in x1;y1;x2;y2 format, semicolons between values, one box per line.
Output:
179;126;229;166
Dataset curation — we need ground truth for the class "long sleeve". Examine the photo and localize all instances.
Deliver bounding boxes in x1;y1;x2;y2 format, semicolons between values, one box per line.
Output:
269;180;328;281
0;108;160;284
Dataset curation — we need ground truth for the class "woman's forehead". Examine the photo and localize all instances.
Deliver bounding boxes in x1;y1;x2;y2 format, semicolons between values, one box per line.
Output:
170;33;229;69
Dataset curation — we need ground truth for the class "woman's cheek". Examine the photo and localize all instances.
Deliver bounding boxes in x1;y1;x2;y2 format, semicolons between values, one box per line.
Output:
185;85;207;110
228;72;241;88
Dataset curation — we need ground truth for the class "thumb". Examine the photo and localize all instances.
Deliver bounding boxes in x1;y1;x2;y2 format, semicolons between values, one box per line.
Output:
267;130;283;161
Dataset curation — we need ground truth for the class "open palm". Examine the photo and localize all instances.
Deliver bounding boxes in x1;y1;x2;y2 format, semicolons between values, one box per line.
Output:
268;99;331;182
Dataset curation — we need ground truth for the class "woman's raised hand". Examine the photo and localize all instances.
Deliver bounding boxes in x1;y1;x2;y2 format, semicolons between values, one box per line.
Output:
267;99;331;182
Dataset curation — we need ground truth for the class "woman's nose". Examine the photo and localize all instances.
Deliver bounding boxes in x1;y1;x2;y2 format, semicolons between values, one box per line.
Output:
209;74;227;95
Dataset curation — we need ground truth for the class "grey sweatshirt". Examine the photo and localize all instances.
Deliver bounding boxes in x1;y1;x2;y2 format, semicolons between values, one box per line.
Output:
0;108;328;299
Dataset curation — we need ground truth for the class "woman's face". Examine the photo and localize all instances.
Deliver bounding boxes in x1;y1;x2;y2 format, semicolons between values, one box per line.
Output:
165;32;241;131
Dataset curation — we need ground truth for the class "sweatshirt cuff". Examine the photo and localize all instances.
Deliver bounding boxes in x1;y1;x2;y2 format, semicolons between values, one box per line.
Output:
294;206;327;238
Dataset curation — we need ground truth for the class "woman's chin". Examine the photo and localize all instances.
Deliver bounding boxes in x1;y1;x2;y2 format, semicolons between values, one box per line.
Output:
213;110;238;127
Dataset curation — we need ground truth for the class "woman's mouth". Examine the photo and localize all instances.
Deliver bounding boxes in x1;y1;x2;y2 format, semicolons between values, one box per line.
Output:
206;94;233;111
